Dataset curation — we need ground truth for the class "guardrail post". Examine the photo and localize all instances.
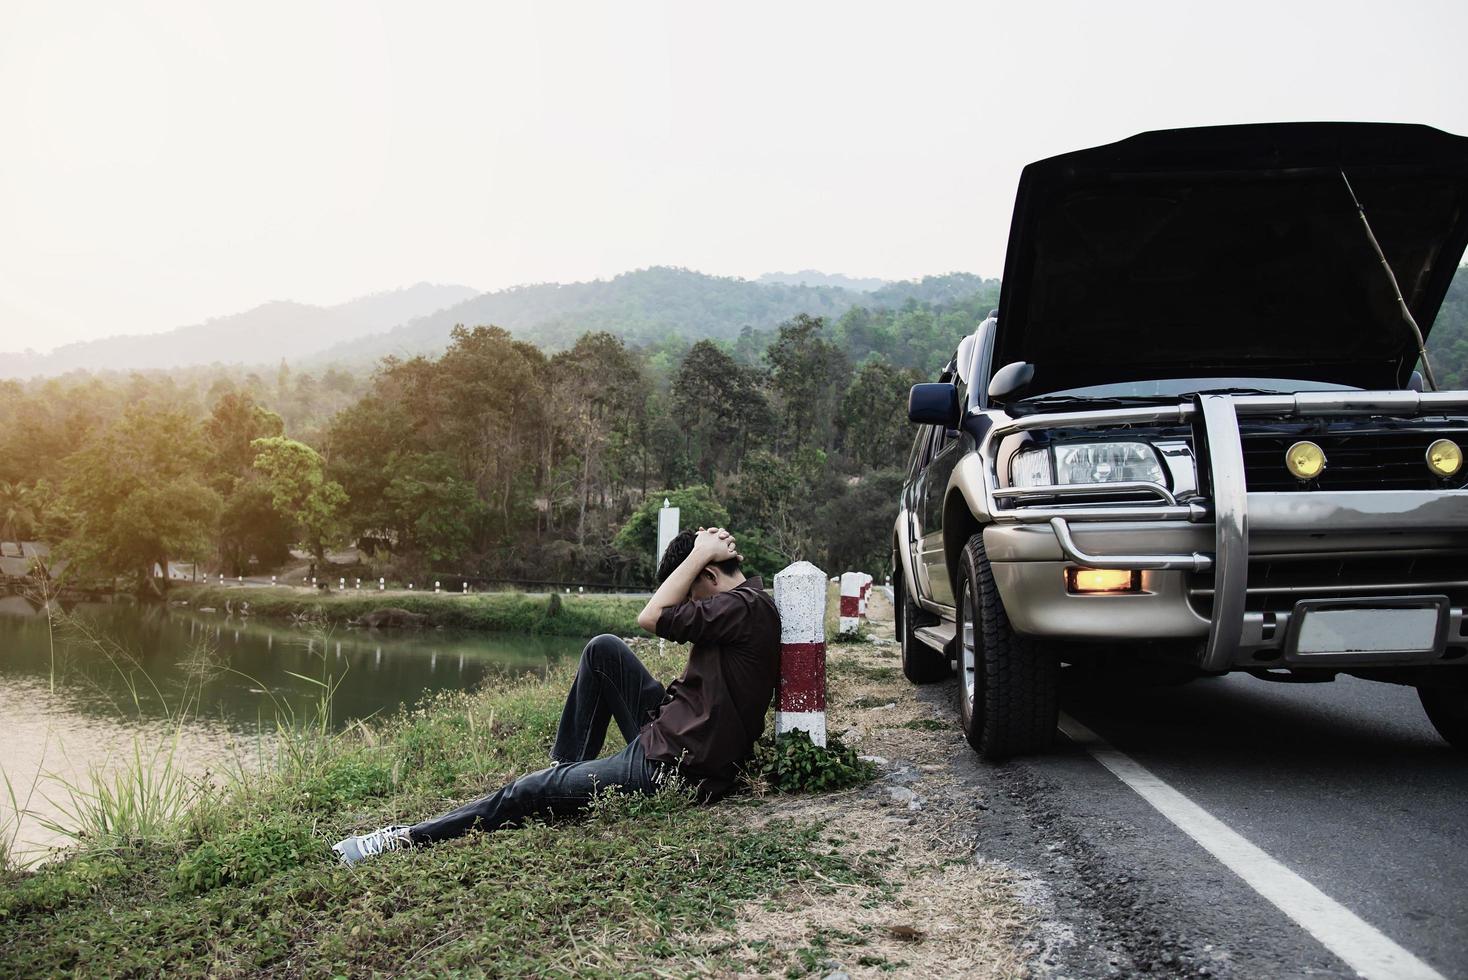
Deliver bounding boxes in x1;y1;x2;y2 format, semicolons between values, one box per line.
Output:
774;560;828;747
838;571;863;635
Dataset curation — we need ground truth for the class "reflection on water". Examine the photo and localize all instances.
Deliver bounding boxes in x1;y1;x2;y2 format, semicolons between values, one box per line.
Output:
0;597;589;862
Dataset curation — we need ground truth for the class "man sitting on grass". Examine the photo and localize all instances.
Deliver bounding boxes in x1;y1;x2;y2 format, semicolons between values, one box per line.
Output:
333;526;782;865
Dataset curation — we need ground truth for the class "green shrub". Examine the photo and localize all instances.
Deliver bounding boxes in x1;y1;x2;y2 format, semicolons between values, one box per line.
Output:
292;757;394;812
172;816;326;894
0;853;129;920
742;730;876;794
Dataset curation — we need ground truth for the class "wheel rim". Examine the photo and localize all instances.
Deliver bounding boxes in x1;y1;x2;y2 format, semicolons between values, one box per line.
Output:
960;578;976;715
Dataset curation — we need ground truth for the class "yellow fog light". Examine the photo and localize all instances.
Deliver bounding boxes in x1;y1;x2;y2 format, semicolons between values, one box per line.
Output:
1066;567;1141;594
1285;440;1326;480
1426;438;1463;477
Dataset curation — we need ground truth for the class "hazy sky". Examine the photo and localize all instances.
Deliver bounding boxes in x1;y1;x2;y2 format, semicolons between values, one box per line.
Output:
3;1;1467;352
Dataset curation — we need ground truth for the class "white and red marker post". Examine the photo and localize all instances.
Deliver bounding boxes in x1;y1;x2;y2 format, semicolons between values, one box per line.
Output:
858;573;872;618
774;560;828;747
838;571;864;635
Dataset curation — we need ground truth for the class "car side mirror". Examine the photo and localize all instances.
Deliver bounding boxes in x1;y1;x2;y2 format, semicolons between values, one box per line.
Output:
1408;370;1425;393
988;361;1035;404
908;383;961;427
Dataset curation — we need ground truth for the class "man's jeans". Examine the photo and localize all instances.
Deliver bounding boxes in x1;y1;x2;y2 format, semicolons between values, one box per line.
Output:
408;633;672;845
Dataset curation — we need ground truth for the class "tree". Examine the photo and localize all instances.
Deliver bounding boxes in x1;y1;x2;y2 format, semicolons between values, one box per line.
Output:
382;453;482;563
672;340;771;480
724;448;826;562
813;468;906;576
57;406;220;592
218;475;296;575
0;481;36;542
549;332;647;550
204;391;285;481
839;356;921;469
765;314;849;454
250;436;349;564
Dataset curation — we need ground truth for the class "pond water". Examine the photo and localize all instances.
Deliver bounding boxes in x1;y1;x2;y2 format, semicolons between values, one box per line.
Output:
0;597;589;863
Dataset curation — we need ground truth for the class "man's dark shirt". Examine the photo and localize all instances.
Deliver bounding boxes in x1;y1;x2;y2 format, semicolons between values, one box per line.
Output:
641;574;781;801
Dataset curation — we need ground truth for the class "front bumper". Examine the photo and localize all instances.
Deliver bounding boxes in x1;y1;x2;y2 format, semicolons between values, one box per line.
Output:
982;392;1468;671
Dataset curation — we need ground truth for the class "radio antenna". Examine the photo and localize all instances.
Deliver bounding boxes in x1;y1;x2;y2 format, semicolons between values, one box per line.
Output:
1340;170;1438;391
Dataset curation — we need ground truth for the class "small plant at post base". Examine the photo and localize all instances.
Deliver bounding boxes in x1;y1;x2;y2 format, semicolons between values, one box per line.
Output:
741;729;876;794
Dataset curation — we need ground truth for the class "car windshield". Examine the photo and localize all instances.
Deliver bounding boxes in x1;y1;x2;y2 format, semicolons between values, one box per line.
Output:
1020;377;1359;404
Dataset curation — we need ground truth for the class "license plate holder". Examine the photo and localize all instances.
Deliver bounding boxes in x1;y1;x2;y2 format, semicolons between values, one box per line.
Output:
1283;596;1449;662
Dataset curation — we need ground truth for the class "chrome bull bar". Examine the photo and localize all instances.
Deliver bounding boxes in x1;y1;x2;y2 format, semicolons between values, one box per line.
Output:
980;390;1468;670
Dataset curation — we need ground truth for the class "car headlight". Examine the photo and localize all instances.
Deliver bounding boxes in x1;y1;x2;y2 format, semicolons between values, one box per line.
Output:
1011;442;1167;487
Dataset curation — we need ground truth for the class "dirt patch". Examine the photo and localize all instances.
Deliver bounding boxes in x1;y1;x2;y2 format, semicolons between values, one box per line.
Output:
674;590;1033;978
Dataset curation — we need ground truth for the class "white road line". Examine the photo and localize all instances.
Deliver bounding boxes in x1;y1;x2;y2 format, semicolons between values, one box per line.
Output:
1058;713;1444;980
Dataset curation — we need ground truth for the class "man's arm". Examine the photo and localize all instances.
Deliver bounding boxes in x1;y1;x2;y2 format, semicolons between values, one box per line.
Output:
635;527;736;633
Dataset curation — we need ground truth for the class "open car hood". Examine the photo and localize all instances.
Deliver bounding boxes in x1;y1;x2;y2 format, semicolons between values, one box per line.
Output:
993;122;1468;396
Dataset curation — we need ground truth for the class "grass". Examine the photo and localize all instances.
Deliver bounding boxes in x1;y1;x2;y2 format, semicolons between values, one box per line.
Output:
0;619;882;977
174;585;648;638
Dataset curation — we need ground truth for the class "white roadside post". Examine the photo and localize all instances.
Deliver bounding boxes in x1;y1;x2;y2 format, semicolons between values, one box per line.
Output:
838;571;863;635
656;498;680;570
379;577;385;591
859;572;872;619
434;581;440;594
774;560;828;746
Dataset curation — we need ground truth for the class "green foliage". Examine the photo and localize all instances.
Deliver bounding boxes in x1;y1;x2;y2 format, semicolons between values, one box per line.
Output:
3;268;1023;590
840;356;923;469
671;339;772;480
382;452;482;562
172;816;327;894
766;313;850;454
56;406;221;588
179;585;647;638
744;730;876;794
251;436;350;562
613;485;731;581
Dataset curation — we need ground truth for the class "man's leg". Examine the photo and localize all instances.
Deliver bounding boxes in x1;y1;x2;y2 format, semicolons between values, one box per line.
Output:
551;633;665;764
405;733;670;845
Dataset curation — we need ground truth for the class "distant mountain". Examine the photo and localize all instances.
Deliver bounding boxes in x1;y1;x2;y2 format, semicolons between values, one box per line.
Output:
0;270;1003;378
758;270;888;292
309;267;869;365
868;273;1000;307
0;282;477;379
330;282;479;333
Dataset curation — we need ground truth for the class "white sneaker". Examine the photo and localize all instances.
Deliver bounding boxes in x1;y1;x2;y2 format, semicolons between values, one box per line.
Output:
333;825;412;866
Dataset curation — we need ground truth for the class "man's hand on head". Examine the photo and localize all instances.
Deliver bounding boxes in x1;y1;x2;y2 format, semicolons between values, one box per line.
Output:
696;526;743;561
638;526;743;633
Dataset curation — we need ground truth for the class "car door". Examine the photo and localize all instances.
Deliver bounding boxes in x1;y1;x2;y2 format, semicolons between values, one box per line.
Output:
902;424;937;600
918;415;961;609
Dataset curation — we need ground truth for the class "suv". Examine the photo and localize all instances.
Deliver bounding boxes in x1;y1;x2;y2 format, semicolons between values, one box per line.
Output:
894;122;1468;759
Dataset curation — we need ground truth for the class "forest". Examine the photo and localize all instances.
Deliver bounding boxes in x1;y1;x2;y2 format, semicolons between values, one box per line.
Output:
0;275;1003;591
4;266;1466;594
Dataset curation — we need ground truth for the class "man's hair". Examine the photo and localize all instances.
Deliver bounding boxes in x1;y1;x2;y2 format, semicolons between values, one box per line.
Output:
656;528;742;584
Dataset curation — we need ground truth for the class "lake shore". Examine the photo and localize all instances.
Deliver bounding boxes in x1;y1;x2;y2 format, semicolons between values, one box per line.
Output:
172;583;649;638
0;589;1030;977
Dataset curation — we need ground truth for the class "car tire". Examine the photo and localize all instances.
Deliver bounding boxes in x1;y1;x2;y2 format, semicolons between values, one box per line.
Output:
1418;680;1468;750
897;567;949;684
956;532;1059;760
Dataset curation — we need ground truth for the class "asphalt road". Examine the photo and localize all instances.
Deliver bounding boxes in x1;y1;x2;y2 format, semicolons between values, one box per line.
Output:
960;669;1468;978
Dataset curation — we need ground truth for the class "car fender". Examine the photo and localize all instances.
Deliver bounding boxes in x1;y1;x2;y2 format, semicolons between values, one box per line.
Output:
893;505;921;598
938;450;996;600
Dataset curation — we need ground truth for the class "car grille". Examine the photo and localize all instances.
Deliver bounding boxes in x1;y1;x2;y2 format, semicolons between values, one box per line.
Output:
1188;554;1468;617
1240;424;1468;491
